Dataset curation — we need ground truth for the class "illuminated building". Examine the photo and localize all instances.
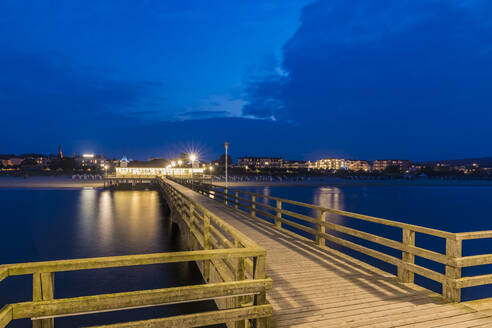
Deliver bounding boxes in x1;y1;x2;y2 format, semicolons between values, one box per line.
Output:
373;159;411;172
345;160;370;171
75;153;109;169
283;160;308;169
115;167;203;177
0;158;24;167
312;158;346;170
237;157;284;168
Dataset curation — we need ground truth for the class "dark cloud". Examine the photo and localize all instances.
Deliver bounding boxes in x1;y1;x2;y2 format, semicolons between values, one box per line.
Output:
242;0;492;158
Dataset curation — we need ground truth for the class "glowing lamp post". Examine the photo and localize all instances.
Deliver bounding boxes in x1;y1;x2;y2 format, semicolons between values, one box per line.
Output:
224;142;229;189
189;154;197;189
104;165;109;188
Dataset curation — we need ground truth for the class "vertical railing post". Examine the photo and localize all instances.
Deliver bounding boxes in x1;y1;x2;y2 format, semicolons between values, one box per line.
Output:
188;204;195;251
316;210;326;246
203;213;211;283
235;240;246;328
253;254;267;328
251;195;256;218
32;272;55;328
398;228;415;283
235;191;239;209
275;200;282;229
444;237;461;302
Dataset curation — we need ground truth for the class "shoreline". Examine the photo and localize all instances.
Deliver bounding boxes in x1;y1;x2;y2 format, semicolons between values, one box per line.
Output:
212;179;492;188
2;176;492;189
0;176;104;189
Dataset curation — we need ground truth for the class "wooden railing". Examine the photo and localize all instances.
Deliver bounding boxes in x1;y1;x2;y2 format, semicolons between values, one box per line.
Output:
0;179;271;328
173;177;492;303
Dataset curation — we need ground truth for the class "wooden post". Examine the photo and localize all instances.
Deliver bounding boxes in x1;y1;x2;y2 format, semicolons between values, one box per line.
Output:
235;240;246;328
223;188;228;205
253;255;268;328
444;238;462;302
188;204;195;251
398;228;415;283
316;210;326;246
32;272;55;328
235;191;239;209
251;195;256;218
275;200;282;229
203;214;211;283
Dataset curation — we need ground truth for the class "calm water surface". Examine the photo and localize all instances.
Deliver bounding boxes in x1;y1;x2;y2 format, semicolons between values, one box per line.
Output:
237;185;492;301
0;188;215;327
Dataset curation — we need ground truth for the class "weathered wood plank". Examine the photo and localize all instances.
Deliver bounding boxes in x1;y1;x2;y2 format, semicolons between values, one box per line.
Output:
12;279;272;320
0;305;12;328
0;266;8;283
87;304;273;328
7;248;264;276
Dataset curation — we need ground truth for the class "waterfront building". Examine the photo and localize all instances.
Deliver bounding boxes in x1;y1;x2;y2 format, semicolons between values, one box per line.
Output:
1;158;24;167
345;160;370;171
312;158;346;170
373;159;411;172
75;153;109;170
237;157;284;169
115;166;203;177
283;160;308;170
34;156;50;167
120;155;129;168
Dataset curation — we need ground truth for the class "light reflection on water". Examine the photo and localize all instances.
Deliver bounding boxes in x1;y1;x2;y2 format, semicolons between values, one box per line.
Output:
311;187;345;225
77;190;163;256
0;188;217;327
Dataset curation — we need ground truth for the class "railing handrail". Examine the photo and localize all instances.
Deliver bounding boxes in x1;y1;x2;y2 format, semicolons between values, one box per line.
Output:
195;179;492;241
159;177;260;248
202;182;461;239
1;248;265;277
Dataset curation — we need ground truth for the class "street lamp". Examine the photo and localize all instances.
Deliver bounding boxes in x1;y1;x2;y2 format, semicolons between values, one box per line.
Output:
178;160;183;166
224;142;229;189
189;153;197;189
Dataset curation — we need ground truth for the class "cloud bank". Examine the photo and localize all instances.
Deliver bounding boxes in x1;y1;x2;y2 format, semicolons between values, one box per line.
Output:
242;0;492;158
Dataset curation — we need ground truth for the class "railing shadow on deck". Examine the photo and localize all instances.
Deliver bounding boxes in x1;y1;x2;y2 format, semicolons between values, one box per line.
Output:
0;179;272;328
175;191;442;309
171;177;492;305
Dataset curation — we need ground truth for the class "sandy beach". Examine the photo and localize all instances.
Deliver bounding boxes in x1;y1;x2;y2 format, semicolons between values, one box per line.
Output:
0;176;104;189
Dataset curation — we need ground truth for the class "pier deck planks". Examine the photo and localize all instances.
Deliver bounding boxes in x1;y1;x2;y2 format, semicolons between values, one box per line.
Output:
168;179;492;327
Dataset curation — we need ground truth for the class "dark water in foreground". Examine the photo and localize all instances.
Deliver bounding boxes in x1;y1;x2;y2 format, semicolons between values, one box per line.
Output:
0;188;216;327
236;185;492;301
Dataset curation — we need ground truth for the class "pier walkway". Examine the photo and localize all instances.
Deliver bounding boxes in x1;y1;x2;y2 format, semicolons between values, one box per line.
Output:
167;178;492;328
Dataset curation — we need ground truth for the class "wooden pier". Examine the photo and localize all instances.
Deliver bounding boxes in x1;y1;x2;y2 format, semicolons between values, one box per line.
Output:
169;177;492;327
3;176;492;327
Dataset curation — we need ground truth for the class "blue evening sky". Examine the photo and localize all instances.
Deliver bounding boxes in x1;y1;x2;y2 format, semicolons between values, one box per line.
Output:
1;0;491;161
